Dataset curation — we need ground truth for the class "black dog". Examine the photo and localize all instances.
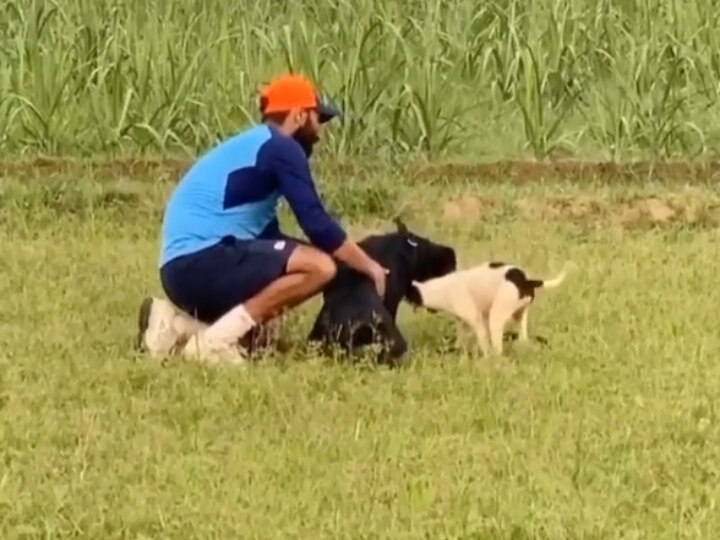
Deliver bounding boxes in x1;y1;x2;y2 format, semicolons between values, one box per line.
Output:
307;219;457;366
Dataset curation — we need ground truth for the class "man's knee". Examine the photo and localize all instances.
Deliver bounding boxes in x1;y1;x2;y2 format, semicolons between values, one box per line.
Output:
313;252;337;284
289;245;337;284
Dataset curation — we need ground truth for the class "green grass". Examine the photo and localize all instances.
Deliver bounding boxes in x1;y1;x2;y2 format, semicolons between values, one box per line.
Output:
3;0;720;159
4;2;720;536
2;170;720;538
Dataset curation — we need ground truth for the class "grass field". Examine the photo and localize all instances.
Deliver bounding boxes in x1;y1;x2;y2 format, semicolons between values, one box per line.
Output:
2;161;720;538
4;0;720;537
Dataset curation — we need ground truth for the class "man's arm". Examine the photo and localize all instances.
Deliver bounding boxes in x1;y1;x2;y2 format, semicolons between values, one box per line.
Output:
257;136;383;278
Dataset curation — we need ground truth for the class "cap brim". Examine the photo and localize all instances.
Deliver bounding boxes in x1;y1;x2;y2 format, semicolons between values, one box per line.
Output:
316;94;342;124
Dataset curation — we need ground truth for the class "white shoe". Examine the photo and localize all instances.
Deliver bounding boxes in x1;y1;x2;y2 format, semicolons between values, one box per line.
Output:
181;332;247;366
137;297;183;358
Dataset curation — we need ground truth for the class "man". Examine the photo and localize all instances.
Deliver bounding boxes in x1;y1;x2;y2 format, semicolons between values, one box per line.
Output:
138;73;388;363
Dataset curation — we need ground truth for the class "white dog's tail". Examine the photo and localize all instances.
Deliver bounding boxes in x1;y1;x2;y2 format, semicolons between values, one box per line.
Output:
533;261;576;290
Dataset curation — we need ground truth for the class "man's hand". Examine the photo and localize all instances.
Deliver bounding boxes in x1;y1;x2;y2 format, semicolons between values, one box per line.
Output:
367;258;389;298
332;239;389;297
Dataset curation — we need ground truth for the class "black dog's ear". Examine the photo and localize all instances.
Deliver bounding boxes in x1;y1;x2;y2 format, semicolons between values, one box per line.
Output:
393;217;408;234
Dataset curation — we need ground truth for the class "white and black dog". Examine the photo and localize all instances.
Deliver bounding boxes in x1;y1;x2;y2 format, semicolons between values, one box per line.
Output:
407;260;574;356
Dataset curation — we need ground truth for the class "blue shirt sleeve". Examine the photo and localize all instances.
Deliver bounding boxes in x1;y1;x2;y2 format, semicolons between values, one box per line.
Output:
257;133;347;253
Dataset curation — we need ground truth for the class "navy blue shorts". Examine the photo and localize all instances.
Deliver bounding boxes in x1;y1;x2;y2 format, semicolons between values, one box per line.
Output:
160;235;301;324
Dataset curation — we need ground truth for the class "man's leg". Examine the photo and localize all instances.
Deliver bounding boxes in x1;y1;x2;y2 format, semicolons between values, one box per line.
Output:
139;241;238;359
181;243;336;361
241;230;313;352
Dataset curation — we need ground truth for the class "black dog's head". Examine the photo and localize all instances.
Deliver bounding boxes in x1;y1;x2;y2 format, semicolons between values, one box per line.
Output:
391;218;457;305
353;218;457;311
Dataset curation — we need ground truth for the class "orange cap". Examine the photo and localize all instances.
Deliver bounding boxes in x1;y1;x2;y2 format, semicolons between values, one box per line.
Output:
260;74;318;113
259;73;342;123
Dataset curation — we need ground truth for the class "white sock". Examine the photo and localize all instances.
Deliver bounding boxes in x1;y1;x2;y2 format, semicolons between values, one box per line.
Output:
202;304;256;344
172;310;208;337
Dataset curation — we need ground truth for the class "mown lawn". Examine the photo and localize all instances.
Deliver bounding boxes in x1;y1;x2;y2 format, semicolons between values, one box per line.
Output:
1;169;719;539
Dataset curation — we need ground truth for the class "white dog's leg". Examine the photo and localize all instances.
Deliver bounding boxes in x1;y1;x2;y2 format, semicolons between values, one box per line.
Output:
473;313;492;356
488;308;514;355
488;283;528;355
514;307;530;343
445;286;491;356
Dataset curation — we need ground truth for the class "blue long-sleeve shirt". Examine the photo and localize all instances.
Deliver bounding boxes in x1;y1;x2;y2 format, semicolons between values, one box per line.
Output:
159;124;346;268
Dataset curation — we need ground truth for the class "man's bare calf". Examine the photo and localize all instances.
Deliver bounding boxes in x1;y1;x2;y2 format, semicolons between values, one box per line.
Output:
409;261;574;356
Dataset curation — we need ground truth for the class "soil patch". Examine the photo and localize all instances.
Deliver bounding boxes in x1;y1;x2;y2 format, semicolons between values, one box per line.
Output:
5;157;720;185
445;191;720;229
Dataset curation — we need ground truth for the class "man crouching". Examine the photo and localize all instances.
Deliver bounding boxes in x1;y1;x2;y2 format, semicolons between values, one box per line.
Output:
137;74;388;364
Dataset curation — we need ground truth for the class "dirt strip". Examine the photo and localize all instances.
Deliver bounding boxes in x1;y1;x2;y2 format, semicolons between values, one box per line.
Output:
4;156;720;184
